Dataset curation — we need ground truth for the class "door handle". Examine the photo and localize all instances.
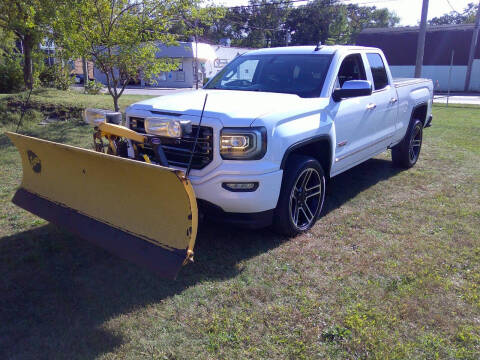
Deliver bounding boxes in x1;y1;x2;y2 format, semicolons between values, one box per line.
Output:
366;103;376;110
390;98;398;104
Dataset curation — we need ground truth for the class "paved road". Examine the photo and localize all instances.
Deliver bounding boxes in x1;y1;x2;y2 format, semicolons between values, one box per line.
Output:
433;94;480;105
120;87;195;96
125;88;480;105
71;85;194;96
73;85;480;105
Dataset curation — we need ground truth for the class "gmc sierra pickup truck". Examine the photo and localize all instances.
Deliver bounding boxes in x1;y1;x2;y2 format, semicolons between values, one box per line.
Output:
124;45;433;236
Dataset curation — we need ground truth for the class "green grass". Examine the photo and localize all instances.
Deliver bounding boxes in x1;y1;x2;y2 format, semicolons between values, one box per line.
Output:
1;87;152;111
0;93;479;359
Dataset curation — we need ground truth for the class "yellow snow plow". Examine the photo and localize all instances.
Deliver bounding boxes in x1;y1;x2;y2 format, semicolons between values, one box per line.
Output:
6;108;201;279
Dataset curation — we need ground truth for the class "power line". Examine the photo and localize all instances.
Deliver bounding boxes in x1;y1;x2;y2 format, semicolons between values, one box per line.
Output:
226;0;310;10
338;0;401;5
224;0;403;10
445;0;459;14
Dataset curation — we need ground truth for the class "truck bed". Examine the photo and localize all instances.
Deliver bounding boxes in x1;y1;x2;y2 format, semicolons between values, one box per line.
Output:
393;78;431;88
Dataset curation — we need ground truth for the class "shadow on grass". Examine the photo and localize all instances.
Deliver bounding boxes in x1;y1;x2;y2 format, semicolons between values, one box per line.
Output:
0;156;401;359
324;157;402;215
0;222;284;359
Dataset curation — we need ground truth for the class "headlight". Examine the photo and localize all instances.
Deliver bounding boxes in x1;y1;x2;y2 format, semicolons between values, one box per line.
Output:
220;127;267;160
84;108;122;125
144;117;183;138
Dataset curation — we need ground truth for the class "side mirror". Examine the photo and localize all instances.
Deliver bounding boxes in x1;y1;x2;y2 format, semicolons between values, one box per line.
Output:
332;80;372;102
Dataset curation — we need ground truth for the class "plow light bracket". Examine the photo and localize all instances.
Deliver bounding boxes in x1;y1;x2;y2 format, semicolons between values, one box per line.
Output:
84;108;122;126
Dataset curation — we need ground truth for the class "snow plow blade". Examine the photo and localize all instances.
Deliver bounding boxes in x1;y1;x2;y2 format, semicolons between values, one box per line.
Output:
6;132;197;279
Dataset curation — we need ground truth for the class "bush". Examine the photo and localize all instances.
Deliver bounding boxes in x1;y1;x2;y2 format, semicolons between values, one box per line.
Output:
84;80;103;95
0;57;24;93
38;66;56;88
38;64;74;90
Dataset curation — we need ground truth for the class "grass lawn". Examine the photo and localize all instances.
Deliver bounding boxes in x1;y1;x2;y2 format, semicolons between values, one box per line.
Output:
0;91;479;359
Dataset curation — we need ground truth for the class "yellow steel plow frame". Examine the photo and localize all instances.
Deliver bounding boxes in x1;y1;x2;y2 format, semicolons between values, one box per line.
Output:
6;129;197;279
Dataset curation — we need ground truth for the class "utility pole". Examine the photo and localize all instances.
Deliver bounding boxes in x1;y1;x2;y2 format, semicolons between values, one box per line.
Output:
415;0;429;78
464;1;480;91
82;57;88;92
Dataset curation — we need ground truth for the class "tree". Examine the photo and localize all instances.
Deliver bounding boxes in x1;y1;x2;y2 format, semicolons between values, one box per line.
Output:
0;28;24;93
429;2;479;25
345;4;399;43
204;0;292;48
286;0;399;46
240;0;292;48
0;0;58;89
286;0;343;45
202;7;249;45
173;1;225;88
55;0;190;111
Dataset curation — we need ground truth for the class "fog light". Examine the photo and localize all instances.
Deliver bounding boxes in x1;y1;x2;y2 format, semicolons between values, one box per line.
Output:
222;182;259;192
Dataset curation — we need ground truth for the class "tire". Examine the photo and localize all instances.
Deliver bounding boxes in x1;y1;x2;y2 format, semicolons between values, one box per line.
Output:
392;119;423;169
273;155;326;237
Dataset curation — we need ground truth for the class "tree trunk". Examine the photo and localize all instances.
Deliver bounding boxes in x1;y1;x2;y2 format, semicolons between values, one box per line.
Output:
23;34;35;90
113;96;119;112
82;57;89;92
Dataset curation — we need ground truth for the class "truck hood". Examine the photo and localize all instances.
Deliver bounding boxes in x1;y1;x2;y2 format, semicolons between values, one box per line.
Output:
129;89;327;127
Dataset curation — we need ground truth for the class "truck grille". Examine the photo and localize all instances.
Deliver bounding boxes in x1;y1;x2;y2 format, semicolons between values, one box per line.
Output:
129;117;213;170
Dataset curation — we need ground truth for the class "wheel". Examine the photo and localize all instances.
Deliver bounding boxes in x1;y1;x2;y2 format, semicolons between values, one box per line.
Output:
273;155;326;236
392;119;423;168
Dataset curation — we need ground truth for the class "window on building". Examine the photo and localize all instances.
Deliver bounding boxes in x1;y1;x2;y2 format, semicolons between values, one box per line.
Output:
175;58;183;71
174;58;185;81
366;53;389;90
176;71;185;81
336;54;367;88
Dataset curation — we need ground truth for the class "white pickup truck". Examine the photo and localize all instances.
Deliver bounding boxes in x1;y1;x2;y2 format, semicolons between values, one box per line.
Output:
124;45;433;236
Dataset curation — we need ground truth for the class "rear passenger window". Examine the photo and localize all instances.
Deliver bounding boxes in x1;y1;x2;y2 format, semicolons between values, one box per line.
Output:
366;53;389;90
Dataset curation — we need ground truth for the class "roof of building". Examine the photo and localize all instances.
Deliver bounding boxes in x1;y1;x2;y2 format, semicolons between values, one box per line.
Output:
155;41;251;61
360;23;476;34
357;24;480;66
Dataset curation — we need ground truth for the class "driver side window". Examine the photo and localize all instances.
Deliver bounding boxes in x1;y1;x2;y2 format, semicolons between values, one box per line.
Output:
336;54;367;88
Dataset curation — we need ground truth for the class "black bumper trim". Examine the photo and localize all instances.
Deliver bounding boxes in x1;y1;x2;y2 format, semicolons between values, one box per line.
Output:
197;199;274;229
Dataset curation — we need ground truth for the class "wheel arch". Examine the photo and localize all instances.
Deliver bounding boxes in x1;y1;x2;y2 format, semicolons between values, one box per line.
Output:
411;102;429;126
280;135;333;177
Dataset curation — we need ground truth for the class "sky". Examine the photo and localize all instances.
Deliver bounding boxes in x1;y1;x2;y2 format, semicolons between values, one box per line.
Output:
212;0;477;26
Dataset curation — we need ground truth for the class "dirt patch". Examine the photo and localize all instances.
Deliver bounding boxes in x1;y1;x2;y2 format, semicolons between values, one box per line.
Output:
6;100;83;121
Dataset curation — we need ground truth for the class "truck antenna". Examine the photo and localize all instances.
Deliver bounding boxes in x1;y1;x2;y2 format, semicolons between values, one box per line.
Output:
186;93;208;178
314;41;322;51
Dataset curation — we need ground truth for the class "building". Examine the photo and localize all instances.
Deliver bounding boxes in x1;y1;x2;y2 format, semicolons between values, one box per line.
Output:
94;42;250;88
37;39;94;81
356;24;480;92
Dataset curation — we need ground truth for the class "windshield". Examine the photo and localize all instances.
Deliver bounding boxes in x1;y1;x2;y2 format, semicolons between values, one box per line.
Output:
205;54;333;98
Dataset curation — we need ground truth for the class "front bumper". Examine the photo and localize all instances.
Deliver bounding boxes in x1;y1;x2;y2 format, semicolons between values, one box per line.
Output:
197;199;274;229
192;169;284;213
